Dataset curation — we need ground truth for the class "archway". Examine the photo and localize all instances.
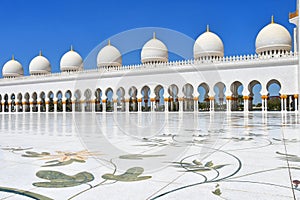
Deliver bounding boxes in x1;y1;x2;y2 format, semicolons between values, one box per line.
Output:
129;86;138;112
24;93;30;112
183;83;194;111
248;80;262;111
74;90;82;112
11;93;16;112
40;92;46;112
267;79;281;111
214;82;226;111
65;90;72;112
198;83;210;111
32;92;38;112
230;81;244;111
116;87;125;112
154;85;164;111
168;84;179;112
48;91;54;112
84;89;92;112
4;94;9;112
56;91;63;112
141;86;151;112
105;88;114;112
17;93;23;112
95;88;102;112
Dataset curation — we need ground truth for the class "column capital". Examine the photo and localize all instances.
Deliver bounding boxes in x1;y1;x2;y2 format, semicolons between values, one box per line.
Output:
261;95;268;99
226;96;232;101
280;94;288;99
209;96;214;101
243;96;250;100
294;94;299;99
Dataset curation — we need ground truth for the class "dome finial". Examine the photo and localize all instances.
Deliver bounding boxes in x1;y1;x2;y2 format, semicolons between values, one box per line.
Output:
207;24;210;32
271;15;274;24
39;50;42;56
71;45;74;51
108;39;111;46
12;54;15;61
153;32;156;39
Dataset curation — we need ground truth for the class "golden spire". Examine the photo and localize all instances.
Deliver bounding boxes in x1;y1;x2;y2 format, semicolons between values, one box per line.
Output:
153;32;156;39
12;54;14;61
271;15;274;24
108;39;111;46
70;45;74;51
206;24;210;32
39;50;42;56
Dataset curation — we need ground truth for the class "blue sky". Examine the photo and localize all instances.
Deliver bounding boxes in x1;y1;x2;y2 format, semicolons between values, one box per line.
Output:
0;0;297;76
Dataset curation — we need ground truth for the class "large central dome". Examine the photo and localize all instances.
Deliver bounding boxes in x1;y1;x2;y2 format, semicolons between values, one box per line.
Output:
256;17;292;55
141;33;168;64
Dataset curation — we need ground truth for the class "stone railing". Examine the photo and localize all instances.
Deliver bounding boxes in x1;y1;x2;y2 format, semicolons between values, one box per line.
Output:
0;51;298;82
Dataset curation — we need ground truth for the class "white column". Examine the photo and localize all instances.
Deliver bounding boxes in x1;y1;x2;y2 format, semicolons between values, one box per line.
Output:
164;98;168;112
113;99;117;113
179;98;183;112
102;95;106;113
281;97;284;112
72;98;75;112
284;97;287;112
62;98;66;112
243;96;249;112
92;100;95;112
194;98;198;112
295;97;299;112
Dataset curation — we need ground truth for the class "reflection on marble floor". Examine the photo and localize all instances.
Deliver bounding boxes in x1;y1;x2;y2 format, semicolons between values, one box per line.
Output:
0;112;299;199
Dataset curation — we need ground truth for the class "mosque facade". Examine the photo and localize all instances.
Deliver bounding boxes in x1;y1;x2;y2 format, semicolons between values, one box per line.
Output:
0;2;299;113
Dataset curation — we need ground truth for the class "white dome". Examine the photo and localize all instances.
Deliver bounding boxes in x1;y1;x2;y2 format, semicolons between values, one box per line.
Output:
97;42;122;68
60;48;83;72
256;19;292;54
29;53;51;75
2;58;24;78
141;34;168;64
194;28;224;59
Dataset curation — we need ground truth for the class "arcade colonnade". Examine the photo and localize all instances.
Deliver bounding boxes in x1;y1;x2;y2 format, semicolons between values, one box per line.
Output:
0;78;298;113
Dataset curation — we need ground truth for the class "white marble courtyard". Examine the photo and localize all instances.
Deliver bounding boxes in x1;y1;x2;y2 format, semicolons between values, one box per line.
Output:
0;112;299;199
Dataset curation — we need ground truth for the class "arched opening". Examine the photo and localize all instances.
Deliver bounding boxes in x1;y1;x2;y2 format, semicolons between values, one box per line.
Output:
267;80;281;111
230;81;244;111
154;85;165;111
74;90;82;112
95;88;102;112
17;93;23;112
214;82;226;111
168;84;179;112
56;91;63;112
105;88;114;112
248;80;262;111
24;93;30;112
141;86;151;112
129;86;138;112
116;87;125;112
48;91;54;112
65;90;72;112
4;94;9;112
40;92;46;112
183;83;194;111
10;93;16;112
198;83;210;111
32;92;38;112
84;89;92;112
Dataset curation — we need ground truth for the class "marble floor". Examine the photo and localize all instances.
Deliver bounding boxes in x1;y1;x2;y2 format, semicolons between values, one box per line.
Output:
0;112;299;199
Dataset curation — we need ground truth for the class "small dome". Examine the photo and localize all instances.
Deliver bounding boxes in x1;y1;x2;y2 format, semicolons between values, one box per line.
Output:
60;47;83;72
29;52;51;75
141;33;168;64
97;41;122;68
2;56;24;78
256;17;292;54
194;26;224;59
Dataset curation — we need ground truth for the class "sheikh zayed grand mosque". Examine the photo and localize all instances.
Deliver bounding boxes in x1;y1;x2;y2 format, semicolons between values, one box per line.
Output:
0;2;299;114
